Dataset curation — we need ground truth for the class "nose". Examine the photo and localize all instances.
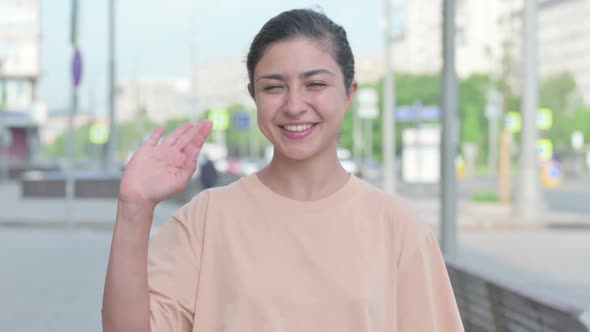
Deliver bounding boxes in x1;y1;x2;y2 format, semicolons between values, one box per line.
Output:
283;87;307;117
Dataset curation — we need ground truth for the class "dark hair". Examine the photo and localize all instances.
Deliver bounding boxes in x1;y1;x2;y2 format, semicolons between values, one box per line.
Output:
246;9;355;97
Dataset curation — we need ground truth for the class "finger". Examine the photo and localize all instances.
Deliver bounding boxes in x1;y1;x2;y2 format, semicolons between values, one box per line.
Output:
145;126;166;147
191;120;213;150
162;123;193;146
184;144;200;168
174;125;200;151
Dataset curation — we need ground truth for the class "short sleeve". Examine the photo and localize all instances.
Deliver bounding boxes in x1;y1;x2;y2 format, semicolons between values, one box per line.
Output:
147;191;210;332
396;230;465;332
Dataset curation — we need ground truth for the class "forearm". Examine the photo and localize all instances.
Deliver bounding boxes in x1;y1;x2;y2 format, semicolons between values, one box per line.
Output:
102;199;155;332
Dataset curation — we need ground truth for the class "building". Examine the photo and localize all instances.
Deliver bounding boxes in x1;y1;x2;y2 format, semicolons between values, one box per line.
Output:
0;0;42;171
346;0;523;81
538;0;590;103
387;0;516;77
116;78;194;124
192;57;252;111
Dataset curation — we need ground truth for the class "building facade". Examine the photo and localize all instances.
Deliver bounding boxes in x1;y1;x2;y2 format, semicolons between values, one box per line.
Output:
389;0;520;78
538;0;590;103
116;78;194;124
0;0;43;170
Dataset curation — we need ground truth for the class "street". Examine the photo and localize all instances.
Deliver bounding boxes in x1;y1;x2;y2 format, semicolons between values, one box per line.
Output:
1;226;589;331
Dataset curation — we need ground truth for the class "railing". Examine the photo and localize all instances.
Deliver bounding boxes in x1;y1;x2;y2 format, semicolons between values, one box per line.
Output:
446;258;590;332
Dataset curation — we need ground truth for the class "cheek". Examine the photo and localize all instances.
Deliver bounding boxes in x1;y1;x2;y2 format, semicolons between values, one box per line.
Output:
256;95;283;122
311;94;344;120
256;100;274;124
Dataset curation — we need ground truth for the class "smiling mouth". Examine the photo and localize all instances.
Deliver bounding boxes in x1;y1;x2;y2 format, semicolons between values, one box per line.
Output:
279;123;319;132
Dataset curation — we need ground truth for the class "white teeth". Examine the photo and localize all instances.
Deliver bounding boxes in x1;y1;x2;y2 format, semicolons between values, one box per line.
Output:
284;124;313;132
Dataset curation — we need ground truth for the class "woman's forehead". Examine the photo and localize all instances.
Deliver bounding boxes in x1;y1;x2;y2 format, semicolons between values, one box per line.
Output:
254;38;339;78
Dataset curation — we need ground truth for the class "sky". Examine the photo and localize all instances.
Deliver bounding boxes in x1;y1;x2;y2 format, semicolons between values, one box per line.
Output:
38;0;385;114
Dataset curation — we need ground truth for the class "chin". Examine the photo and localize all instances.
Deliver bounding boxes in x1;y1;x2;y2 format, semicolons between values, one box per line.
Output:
281;148;316;161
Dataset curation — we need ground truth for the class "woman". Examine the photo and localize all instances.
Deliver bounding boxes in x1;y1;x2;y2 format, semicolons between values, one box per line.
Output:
102;9;464;332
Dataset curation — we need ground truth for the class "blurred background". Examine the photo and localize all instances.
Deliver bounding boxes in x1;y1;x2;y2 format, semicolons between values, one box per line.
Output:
0;0;589;331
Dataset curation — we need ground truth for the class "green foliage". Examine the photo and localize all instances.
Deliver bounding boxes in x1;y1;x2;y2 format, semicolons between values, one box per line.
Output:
547;106;590;151
471;191;499;203
41;110;160;162
41;72;588;167
458;75;491;165
370;73;491;162
540;73;580;114
395;73;441;105
540;73;589;152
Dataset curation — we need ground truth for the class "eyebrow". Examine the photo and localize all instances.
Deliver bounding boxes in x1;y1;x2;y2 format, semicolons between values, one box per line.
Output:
255;69;335;82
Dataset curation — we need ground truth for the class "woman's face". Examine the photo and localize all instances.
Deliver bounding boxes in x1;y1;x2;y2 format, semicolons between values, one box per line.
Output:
251;37;357;161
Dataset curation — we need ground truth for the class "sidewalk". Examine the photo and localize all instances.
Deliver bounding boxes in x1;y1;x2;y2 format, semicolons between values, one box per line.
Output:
406;198;590;230
1;179;589;229
0;181;179;229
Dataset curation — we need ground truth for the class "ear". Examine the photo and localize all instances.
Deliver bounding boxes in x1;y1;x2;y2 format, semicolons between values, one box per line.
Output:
344;80;359;110
247;83;255;99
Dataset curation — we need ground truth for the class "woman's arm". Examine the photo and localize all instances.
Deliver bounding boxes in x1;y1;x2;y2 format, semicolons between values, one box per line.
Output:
102;200;155;332
101;121;212;332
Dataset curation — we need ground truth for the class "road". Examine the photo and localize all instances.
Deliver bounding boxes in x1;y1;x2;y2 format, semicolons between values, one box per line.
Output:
1;227;589;331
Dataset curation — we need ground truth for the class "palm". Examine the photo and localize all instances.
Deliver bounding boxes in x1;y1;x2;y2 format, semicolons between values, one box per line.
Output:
119;121;213;205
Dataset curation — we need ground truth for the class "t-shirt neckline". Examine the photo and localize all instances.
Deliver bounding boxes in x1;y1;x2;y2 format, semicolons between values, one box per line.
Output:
243;172;361;212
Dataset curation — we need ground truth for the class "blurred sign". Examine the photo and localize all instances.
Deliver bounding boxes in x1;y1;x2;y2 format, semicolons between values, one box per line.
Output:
401;125;441;183
232;112;250;131
0;0;40;77
541;160;562;188
505;109;553;133
571;131;584;151
72;48;83;88
537;108;553;130
208;109;229;131
537;139;553;161
396;105;441;122
357;88;378;119
89;123;109;144
505;112;522;133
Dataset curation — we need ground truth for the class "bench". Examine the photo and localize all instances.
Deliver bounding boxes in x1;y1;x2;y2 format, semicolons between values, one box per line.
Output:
20;171;121;198
446;258;590;332
19;171;241;202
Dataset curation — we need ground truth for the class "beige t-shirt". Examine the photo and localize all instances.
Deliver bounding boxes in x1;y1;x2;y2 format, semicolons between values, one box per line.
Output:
147;174;464;332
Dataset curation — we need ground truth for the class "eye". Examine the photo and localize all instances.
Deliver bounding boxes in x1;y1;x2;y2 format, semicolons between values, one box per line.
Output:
263;85;284;92
307;82;327;90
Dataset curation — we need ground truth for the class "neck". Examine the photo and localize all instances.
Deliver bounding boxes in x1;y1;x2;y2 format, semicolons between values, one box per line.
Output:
257;142;350;201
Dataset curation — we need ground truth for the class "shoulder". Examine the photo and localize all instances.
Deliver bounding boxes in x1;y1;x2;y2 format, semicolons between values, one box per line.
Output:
353;177;428;228
351;177;435;262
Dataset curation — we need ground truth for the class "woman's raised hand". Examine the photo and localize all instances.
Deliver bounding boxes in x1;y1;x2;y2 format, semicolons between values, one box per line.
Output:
119;121;213;207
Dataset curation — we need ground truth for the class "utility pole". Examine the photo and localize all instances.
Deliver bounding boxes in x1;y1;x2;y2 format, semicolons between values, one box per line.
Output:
104;0;117;172
515;0;545;221
0;60;8;181
66;0;82;227
382;0;396;194
441;0;458;257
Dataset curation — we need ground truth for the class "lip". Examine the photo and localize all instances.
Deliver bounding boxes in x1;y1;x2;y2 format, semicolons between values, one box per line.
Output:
279;122;318;126
279;123;318;140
